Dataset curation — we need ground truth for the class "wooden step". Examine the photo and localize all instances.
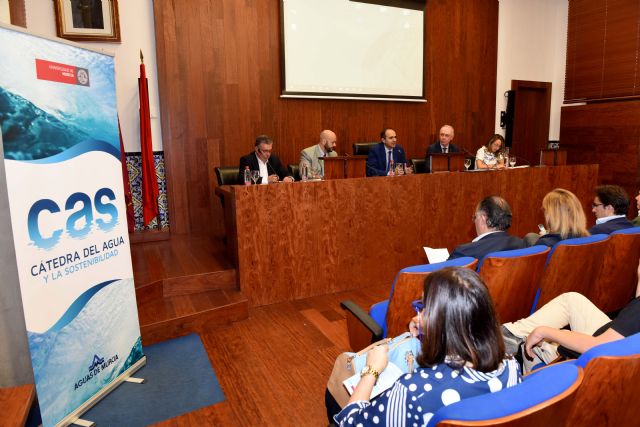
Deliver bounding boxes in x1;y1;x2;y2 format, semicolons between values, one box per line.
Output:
0;384;35;427
138;289;248;345
135;269;237;305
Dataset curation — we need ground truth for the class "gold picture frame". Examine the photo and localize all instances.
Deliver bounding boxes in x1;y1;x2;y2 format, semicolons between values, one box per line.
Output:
53;0;120;42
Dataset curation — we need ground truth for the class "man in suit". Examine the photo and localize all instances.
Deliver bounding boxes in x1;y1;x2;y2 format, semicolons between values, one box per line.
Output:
366;128;410;176
589;185;634;234
449;196;524;260
426;125;461;155
298;129;338;178
238;135;294;184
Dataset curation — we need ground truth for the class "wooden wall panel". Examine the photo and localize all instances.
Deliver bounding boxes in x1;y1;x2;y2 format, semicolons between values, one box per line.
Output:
230;165;598;306
560;101;640;211
153;0;500;234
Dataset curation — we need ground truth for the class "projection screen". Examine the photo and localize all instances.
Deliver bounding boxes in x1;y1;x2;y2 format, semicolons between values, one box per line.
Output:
281;0;425;101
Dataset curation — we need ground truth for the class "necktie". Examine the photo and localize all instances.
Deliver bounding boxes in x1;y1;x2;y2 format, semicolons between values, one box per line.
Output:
444;147;448;154
387;150;392;171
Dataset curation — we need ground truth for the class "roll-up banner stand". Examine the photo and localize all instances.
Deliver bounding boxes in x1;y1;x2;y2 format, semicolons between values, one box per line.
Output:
0;24;145;426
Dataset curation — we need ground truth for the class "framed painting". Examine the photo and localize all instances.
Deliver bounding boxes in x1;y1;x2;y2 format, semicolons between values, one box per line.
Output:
53;0;120;42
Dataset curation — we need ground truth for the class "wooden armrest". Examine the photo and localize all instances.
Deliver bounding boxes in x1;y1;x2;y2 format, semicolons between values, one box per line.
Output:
340;300;383;350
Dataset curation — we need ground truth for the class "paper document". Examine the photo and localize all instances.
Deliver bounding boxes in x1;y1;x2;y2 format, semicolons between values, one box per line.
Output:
343;362;404;398
423;247;449;263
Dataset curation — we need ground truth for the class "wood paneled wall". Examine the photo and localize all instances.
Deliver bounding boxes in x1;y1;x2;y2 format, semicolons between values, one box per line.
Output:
153;0;499;234
560;101;640;210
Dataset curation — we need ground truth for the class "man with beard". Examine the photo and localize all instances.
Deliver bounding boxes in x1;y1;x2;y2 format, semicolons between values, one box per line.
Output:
299;130;338;178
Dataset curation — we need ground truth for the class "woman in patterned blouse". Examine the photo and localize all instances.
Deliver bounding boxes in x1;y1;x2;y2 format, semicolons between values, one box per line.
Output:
475;134;506;169
333;268;521;427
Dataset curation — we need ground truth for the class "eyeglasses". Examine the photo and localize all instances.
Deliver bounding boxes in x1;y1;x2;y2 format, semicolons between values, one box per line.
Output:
592;203;604;208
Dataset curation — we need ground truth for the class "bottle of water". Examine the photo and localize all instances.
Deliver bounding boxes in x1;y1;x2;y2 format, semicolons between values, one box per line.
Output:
243;166;251;185
388;159;395;176
301;164;308;182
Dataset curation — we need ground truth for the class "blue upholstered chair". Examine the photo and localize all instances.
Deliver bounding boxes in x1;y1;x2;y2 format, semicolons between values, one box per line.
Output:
340;257;477;350
532;234;610;312
562;332;640;425
427;363;583;427
588;226;640;313
477;246;550;323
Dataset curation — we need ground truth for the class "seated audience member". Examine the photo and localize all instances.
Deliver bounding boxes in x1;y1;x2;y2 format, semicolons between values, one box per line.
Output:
426;124;460;155
331;267;521;426
502;258;640;363
449;196;524;260
239;135;294;184
589;185;634;234
634;190;640;226
524;188;589;247
475;134;506;170
366;128;411;177
299;129;338;178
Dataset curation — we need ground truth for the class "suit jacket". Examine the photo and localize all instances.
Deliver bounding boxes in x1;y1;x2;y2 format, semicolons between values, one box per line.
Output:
238;152;291;183
299;144;338;176
366;142;407;177
589;217;635;235
449;231;525;260
426;142;461;155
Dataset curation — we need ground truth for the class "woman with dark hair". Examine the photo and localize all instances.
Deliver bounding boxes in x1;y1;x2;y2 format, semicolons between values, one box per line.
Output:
332;267;521;426
476;134;506;169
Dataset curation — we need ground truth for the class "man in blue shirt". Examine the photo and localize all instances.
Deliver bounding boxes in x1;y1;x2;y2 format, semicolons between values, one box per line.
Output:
589;185;634;234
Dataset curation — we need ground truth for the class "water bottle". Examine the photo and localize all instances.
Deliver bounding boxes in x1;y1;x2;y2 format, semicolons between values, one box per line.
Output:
301;164;308;181
243;166;251;185
388;158;395;176
504;147;510;168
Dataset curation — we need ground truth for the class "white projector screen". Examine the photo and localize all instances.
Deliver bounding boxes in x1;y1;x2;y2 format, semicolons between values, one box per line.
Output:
281;0;425;101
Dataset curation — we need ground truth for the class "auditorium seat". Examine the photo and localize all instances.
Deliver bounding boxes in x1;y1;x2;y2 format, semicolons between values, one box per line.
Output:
428;363;583;427
214;166;240;186
565;332;640;426
477;245;550;323
351;142;378;156
340;257;477;351
410;158;427;174
532;234;610;312
587;226;640;313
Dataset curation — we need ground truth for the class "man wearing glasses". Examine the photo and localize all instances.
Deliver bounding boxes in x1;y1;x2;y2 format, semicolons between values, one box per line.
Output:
238;135;294;184
589;185;634;234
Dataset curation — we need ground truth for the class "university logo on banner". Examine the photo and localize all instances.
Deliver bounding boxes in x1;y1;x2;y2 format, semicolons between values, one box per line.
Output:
0;26;144;426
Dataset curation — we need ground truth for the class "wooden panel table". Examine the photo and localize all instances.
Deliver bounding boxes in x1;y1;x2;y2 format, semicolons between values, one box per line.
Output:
223;165;598;306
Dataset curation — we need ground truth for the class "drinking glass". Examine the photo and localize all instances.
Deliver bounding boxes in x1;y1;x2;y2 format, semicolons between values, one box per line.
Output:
464;158;471;171
509;156;516;167
395;163;405;176
310;166;321;180
251;170;260;185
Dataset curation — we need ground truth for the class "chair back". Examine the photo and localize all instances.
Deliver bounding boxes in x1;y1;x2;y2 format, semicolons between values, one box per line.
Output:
478;246;550;323
352;142;378;156
288;164;300;181
566;332;640;426
587;226;640;313
430;363;583;427
215;166;240;186
381;258;478;338
534;234;610;310
410;158;426;174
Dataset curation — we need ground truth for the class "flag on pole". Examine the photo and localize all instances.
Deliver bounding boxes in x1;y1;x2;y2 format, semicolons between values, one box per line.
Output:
139;50;159;227
118;117;135;232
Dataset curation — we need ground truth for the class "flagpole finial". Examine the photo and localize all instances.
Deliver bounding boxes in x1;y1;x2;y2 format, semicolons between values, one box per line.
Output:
140;50;144;64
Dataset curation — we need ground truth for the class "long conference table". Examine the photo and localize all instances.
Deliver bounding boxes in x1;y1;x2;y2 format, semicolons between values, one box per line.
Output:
218;165;598;307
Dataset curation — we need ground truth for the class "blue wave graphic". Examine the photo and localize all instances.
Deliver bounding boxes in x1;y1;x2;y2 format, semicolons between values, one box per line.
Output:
46;279;118;334
0;87;118;161
24;139;121;163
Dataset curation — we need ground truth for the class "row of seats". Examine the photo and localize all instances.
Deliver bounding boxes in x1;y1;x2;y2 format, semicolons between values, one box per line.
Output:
341;227;640;351
427;331;640;426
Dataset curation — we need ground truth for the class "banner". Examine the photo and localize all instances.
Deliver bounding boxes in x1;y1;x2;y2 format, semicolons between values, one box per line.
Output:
0;25;144;426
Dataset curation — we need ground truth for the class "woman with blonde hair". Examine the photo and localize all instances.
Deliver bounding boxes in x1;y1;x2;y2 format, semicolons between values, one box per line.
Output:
526;188;590;247
476;134;506;169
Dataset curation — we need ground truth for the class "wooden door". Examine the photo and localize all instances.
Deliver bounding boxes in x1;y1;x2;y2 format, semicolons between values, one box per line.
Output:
511;80;552;165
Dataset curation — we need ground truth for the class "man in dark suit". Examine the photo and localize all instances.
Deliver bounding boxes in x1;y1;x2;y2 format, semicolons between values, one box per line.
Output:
426;125;461;155
589;185;634;234
238;135;294;184
449;196;524;260
366;128;409;176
